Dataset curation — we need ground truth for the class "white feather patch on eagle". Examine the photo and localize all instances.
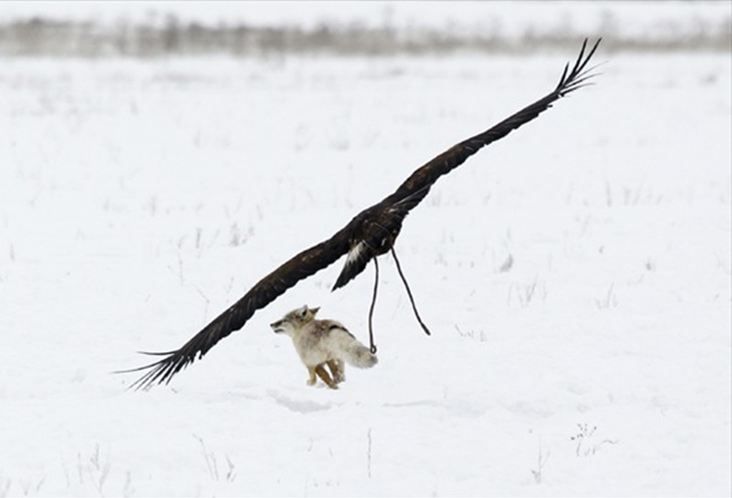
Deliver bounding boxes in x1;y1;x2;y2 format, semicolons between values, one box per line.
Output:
345;241;367;268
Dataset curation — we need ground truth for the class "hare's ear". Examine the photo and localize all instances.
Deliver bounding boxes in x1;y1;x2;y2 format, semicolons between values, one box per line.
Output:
299;306;308;317
310;306;320;316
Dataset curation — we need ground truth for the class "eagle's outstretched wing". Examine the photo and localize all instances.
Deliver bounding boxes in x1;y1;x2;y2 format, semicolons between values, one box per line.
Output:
329;39;601;291
121;227;352;389
385;38;601;208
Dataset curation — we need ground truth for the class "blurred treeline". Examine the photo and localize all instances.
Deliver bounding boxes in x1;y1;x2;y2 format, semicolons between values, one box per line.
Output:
0;14;729;57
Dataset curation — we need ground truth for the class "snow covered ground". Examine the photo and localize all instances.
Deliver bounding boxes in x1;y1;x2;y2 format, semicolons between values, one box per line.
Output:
0;49;730;496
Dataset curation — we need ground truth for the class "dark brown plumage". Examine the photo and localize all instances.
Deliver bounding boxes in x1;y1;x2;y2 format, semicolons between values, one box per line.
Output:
122;39;601;389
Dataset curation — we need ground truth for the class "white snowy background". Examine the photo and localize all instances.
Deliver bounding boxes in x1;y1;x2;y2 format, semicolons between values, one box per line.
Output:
0;2;730;497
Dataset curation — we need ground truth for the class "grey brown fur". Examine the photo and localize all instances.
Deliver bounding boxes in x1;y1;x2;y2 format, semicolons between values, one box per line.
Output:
270;306;377;389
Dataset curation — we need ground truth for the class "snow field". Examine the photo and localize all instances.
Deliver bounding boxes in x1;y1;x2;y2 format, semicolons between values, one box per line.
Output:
0;52;730;496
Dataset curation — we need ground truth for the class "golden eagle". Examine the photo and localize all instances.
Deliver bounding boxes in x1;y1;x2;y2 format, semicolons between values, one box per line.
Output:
123;39;601;389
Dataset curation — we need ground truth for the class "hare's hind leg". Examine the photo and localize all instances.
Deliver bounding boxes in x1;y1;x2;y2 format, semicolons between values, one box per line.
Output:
327;360;345;384
315;364;338;389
